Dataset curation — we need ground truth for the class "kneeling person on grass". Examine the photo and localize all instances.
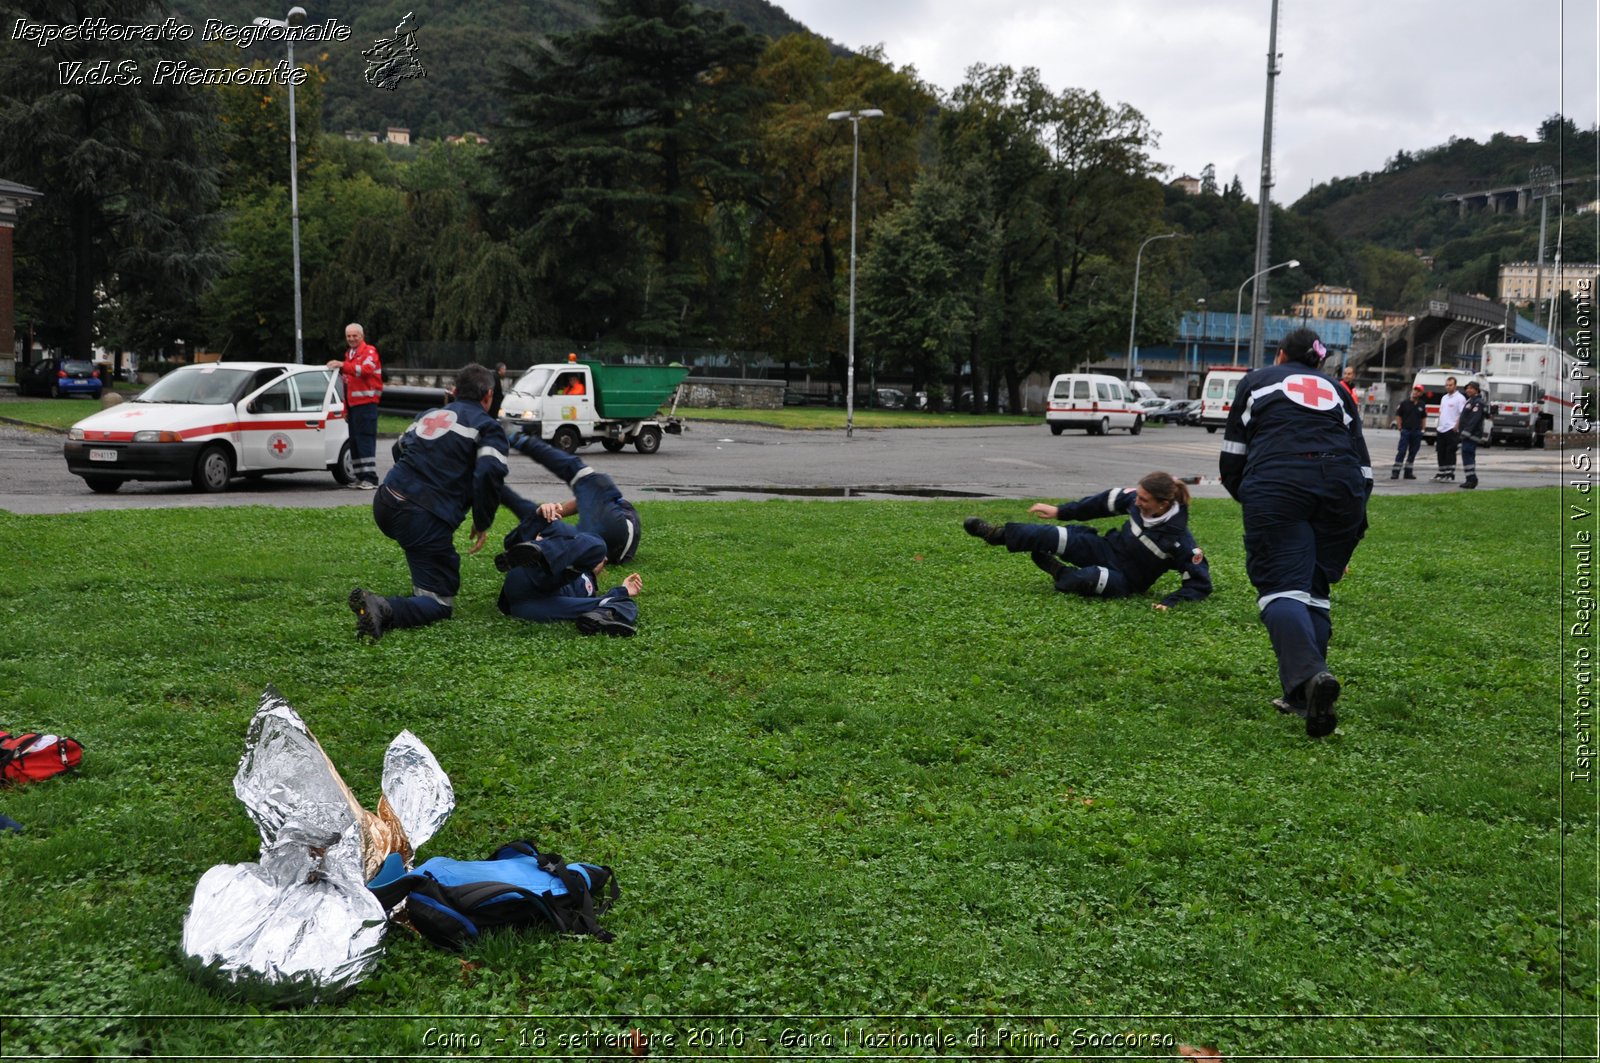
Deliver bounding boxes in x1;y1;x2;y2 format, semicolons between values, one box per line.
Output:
962;470;1212;612
347;363;509;641
494;486;642;637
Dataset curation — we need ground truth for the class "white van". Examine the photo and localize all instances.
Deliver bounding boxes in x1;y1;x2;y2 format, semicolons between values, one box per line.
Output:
1044;373;1143;436
1199;366;1250;433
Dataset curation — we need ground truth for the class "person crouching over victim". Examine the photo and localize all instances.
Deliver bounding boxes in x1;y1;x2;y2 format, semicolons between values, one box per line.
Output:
962;471;1212;611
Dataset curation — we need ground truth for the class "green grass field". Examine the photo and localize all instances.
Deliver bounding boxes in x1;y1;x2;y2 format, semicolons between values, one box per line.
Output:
0;490;1590;1058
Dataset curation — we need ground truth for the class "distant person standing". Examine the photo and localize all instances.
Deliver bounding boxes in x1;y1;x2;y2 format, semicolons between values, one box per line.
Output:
1390;384;1426;480
1458;380;1489;489
490;362;508;419
1340;365;1360;406
328;323;384;489
1432;376;1465;482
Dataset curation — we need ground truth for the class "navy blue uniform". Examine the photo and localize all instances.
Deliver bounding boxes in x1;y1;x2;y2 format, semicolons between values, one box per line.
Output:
1459;390;1489;485
507;433;641;563
495;487;639;627
1219;363;1371;702
999;487;1212;606
372;400;509;628
1390;396;1425;478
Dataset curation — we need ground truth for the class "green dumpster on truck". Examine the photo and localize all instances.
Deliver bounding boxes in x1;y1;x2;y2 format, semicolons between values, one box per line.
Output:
498;360;690;455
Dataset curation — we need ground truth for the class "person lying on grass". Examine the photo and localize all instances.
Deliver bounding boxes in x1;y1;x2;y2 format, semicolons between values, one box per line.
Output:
962;470;1212;612
493;486;642;637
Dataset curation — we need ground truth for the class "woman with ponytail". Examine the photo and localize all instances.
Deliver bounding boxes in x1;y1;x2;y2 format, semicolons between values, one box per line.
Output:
962;470;1212;611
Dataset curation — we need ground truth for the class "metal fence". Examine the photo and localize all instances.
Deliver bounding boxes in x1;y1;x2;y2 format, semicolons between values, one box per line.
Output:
394;340;781;378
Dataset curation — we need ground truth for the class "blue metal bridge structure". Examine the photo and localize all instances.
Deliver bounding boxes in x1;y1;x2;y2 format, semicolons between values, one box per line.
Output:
1094;292;1550;396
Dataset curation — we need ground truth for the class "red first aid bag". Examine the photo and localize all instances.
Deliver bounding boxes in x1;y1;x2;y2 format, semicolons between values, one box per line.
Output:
0;731;84;784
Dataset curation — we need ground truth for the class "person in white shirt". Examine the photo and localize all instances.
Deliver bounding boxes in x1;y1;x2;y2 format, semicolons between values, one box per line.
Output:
1433;376;1467;482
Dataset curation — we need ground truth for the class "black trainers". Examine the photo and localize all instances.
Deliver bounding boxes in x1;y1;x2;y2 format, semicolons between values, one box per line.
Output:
348;587;392;642
1031;551;1065;578
494;540;554;579
576;608;636;638
962;517;1005;545
1303;672;1340;739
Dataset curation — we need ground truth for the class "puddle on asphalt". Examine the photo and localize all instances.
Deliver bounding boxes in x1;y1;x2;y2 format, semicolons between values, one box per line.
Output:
640;485;992;499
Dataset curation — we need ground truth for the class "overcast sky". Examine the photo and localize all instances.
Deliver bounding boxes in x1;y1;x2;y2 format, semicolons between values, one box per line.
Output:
775;0;1599;202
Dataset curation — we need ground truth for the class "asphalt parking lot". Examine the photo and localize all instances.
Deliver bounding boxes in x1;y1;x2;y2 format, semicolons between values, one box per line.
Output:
0;411;1570;516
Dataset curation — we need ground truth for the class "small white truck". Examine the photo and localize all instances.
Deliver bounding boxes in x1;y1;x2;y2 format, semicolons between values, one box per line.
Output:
1481;342;1585;448
497;359;689;454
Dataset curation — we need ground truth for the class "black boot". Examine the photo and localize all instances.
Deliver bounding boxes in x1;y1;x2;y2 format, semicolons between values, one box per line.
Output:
962;517;1006;546
1460;475;1478;489
1403;469;1416;480
1390;469;1399;480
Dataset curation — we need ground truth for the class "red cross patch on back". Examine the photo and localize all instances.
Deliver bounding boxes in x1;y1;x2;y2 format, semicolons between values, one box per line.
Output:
1284;374;1339;411
417;409;458;440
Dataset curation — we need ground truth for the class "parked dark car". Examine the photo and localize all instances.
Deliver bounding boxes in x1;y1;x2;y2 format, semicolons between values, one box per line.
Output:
1151;398;1199;424
18;358;103;399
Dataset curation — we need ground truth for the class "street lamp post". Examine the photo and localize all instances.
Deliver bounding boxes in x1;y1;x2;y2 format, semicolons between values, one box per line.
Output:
827;107;884;438
1126;231;1181;382
1189;297;1206;388
1234;258;1300;367
1466;323;1504;361
254;6;308;363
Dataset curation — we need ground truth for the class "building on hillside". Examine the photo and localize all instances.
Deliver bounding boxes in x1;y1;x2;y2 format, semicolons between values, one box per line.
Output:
1498;261;1600;303
385;127;411;146
1290;284;1375;328
1170;174;1201;195
446;132;489;145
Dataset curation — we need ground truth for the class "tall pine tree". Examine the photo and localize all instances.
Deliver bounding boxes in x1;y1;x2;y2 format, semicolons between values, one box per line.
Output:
494;0;767;346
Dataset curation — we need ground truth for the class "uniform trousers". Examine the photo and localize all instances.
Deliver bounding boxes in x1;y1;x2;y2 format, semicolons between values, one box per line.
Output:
1002;522;1133;598
1436;428;1460;473
1391;429;1422;475
347;402;380;485
373;485;459;629
1240;462;1366;698
515;436;639;562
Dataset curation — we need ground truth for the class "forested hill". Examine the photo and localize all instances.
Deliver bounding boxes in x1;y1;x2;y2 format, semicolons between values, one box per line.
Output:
1286;118;1599;294
167;0;827;141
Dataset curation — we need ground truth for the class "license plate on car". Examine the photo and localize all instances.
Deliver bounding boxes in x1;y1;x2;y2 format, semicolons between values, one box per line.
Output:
89;448;118;462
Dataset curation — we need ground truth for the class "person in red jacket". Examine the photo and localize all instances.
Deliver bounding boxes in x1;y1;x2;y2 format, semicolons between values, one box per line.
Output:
327;323;384;488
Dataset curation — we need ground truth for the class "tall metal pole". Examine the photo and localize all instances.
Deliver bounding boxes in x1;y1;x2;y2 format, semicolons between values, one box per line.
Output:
1247;0;1281;367
288;30;303;364
827;108;882;438
846;116;860;437
1125;231;1179;381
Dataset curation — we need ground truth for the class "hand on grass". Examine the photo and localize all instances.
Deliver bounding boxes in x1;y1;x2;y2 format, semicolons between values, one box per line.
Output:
1152;602;1169;613
622;573;642;597
467;528;488;555
1028;502;1057;518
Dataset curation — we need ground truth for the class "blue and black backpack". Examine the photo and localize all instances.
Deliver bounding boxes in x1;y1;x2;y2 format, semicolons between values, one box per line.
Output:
367;840;619;948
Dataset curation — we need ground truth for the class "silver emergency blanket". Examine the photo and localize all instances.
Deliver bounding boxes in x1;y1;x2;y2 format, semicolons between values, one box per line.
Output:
181;687;453;1004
